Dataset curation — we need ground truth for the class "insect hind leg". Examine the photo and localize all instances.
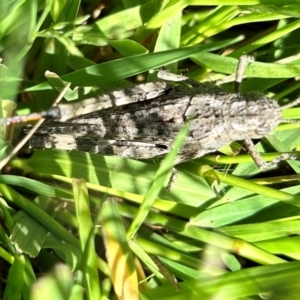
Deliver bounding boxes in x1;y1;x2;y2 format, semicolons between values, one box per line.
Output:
157;70;203;88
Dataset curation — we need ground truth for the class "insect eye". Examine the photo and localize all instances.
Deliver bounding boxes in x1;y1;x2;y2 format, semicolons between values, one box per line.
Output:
256;123;270;135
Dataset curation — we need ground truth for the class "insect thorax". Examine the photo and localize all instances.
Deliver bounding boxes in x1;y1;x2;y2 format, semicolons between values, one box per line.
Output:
187;91;281;143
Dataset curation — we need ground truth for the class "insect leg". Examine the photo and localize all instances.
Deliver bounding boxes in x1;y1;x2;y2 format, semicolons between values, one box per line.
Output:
157;70;203;88
234;55;254;93
244;138;297;169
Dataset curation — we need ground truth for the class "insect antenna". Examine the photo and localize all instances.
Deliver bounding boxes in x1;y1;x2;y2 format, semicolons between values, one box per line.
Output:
278;96;300;124
279;96;300;110
280;119;300;124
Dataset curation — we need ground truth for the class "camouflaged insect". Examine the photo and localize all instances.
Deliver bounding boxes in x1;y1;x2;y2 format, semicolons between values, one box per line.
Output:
3;57;300;168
